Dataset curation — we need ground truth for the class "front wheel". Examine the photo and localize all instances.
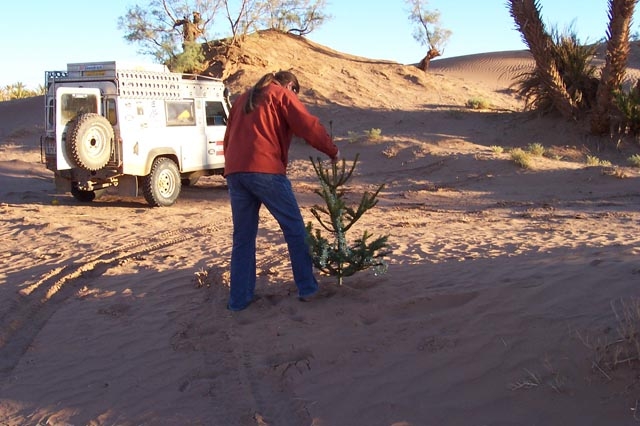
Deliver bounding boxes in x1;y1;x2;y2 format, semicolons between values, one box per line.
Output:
141;157;181;207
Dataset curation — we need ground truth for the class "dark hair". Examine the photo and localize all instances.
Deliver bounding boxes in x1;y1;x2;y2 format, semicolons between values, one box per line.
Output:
243;70;300;113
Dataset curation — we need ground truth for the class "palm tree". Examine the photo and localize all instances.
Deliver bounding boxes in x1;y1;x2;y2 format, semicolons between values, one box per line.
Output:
513;26;598;115
9;82;29;100
508;0;579;120
0;86;9;102
590;0;636;135
509;0;638;135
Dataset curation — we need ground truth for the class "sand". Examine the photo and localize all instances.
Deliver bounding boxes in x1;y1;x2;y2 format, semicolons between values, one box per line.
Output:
2;31;640;425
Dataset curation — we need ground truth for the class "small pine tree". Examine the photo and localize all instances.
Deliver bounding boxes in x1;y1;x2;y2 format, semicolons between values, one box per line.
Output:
305;154;390;286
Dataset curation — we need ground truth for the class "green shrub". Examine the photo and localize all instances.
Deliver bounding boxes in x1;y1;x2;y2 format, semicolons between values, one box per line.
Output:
612;82;640;136
585;155;611;167
510;148;532;169
527;142;545;156
364;128;382;140
585;155;601;166
347;128;382;143
628;154;640;167
466;98;490;110
346;131;360;143
166;41;206;74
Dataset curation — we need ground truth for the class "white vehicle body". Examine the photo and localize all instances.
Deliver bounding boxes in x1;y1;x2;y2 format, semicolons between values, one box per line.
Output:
42;61;230;206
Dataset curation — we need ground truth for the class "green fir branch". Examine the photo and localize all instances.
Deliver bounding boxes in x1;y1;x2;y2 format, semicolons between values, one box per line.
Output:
306;154;390;286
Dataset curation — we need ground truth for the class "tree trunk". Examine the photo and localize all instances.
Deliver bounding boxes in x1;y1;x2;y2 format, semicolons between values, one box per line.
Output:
508;0;578;120
418;47;441;71
590;0;635;135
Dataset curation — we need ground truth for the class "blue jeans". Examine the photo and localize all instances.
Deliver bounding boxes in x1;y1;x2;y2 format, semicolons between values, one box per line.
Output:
226;172;319;310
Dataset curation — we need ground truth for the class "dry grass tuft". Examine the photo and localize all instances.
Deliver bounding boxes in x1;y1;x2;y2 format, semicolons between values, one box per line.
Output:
510;147;533;169
193;265;230;288
508;356;566;393
578;297;640;377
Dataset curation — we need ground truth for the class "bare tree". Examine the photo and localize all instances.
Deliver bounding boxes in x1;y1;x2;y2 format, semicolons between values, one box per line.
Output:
260;0;331;35
590;0;636;135
223;0;265;44
406;0;451;71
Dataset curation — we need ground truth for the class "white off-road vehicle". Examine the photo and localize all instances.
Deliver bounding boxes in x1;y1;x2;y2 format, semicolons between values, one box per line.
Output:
41;61;230;207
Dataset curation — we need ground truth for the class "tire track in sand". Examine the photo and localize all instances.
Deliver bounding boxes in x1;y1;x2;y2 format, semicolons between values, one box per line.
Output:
0;222;224;379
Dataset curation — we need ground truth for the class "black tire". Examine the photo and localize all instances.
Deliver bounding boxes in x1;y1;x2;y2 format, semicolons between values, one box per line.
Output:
142;157;181;207
66;113;113;171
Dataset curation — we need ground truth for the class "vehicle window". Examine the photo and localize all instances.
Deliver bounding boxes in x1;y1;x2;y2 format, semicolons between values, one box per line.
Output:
47;98;54;127
106;98;117;125
60;93;98;125
166;100;195;126
205;101;227;126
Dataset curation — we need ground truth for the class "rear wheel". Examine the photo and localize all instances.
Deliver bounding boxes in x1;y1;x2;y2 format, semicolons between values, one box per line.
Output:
66;113;113;171
142;157;181;207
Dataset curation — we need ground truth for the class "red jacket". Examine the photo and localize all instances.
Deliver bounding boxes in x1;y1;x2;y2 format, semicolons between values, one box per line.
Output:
223;82;338;176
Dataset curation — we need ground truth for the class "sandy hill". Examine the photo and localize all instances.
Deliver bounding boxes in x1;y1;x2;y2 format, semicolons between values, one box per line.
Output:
215;30;525;111
2;30;640;426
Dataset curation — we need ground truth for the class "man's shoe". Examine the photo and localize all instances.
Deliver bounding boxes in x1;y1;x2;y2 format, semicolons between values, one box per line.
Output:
298;290;319;303
227;295;260;311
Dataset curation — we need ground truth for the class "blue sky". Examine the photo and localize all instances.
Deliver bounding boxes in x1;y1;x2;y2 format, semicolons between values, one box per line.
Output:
0;0;632;90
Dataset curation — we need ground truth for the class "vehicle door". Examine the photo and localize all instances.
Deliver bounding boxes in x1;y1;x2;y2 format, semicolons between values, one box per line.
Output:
204;100;228;167
55;87;101;170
